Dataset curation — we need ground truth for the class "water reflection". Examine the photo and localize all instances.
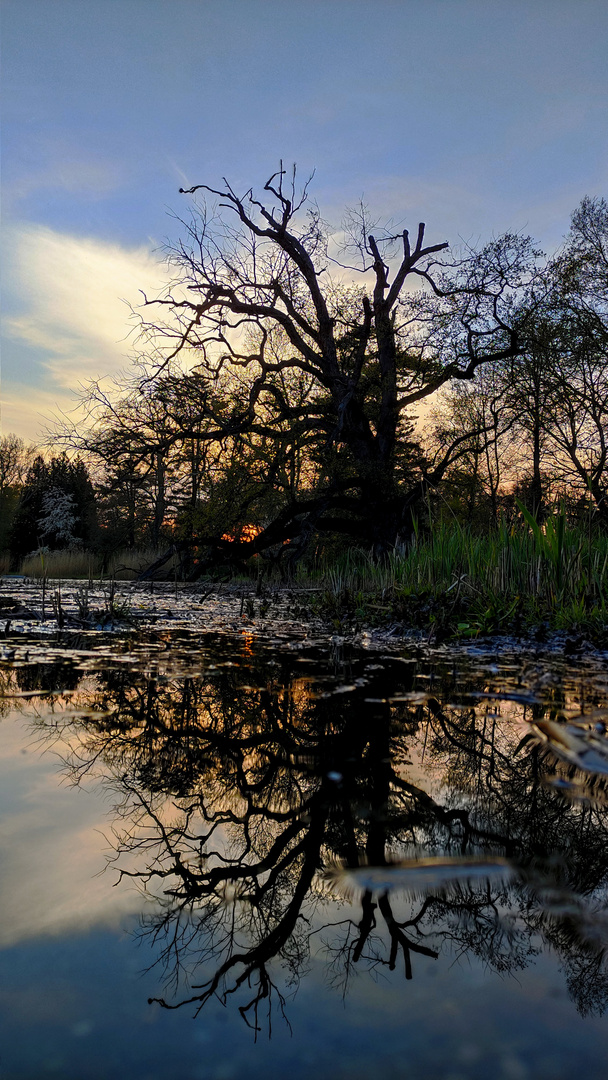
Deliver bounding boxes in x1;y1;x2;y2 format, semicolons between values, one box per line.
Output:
5;642;608;1032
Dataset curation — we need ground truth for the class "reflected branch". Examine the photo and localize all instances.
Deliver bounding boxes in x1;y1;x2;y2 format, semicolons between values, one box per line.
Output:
12;646;608;1030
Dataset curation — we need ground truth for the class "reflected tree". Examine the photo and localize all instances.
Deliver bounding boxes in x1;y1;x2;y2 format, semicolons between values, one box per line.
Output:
24;646;608;1031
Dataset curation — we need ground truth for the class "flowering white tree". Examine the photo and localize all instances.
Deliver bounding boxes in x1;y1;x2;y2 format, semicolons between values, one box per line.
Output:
38;488;81;548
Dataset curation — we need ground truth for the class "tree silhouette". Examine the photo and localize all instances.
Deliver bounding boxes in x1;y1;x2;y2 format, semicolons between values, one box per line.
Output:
21;643;608;1032
56;167;540;572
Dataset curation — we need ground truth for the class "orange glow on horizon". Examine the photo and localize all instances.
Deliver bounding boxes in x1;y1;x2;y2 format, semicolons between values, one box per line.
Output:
221;523;263;543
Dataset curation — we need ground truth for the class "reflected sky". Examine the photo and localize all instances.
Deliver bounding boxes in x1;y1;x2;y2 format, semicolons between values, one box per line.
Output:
2;634;608;1077
0;711;146;948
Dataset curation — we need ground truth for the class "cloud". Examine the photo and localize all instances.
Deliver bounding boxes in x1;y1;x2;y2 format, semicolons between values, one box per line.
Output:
0;383;65;443
14;157;124;202
2;224;172;437
0;379;108;444
5;224;168;382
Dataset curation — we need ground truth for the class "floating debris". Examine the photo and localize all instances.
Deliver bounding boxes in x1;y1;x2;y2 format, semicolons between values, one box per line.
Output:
388;691;429;704
525;879;608;948
528;718;608;777
543;773;608;806
473;690;539;705
324;855;514;898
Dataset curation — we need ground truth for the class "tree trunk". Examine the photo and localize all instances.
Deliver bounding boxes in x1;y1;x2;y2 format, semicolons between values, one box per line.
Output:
531;415;544;522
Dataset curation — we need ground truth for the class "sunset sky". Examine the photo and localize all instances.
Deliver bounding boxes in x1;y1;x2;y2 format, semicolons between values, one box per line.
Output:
2;0;607;441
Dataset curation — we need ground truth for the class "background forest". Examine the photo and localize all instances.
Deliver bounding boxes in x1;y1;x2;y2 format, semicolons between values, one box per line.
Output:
2;183;607;635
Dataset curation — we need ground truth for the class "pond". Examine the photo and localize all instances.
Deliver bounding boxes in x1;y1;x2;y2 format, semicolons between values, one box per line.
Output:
1;584;608;1079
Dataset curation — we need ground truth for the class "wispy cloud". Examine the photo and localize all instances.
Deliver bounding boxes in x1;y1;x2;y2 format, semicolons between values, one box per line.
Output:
2;224;170;438
1;383;67;443
5;224;168;381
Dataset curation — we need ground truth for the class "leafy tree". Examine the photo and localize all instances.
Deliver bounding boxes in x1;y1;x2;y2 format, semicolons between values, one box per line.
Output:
38;489;81;547
9;454;98;560
429;196;608;530
542;198;608;524
504;198;608;526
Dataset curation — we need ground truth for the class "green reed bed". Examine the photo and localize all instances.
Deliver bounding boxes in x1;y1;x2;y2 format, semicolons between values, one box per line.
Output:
305;514;608;640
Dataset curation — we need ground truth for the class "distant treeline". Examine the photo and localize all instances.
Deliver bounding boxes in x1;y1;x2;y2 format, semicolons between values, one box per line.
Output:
2;184;607;581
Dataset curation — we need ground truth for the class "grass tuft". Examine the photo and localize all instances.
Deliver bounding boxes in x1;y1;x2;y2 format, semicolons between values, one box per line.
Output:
301;515;608;640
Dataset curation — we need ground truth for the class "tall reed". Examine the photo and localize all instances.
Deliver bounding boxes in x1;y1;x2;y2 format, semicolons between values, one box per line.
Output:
304;514;608;632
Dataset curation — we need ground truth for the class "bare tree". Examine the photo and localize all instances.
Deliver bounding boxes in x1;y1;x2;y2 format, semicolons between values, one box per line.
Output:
127;166;538;564
50;167;541;570
0;433;37;496
428;364;516;526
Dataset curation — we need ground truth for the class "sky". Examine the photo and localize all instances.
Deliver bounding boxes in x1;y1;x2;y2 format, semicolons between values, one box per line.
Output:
2;0;607;442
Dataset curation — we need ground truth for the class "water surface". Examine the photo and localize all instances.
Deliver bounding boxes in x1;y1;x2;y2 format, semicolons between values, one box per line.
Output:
2;611;608;1079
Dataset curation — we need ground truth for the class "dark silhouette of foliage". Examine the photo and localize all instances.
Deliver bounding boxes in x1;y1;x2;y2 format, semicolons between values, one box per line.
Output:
9;453;98;560
54;167;539;573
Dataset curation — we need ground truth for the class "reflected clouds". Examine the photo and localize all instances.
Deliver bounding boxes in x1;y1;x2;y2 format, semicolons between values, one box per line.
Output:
0;710;146;948
3;636;608;1031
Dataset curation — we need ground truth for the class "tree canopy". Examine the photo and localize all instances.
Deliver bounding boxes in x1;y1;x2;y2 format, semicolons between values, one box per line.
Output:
56;166;543;574
8;454;98;561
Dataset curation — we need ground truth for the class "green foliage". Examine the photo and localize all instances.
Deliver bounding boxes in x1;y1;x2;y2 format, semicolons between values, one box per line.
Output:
304;517;608;640
516;500;571;593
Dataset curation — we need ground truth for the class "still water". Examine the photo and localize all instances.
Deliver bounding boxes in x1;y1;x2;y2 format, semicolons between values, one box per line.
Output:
1;623;608;1079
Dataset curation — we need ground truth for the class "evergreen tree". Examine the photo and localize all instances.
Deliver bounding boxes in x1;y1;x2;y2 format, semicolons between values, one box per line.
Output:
8;455;98;560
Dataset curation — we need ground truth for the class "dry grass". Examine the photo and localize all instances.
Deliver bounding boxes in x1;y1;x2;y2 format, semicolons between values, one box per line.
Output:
18;547;178;580
20;550;97;579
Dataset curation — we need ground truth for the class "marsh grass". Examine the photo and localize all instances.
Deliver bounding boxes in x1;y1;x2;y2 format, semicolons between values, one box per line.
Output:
10;521;607;640
18;547;177;580
20;550;96;580
302;514;608;638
